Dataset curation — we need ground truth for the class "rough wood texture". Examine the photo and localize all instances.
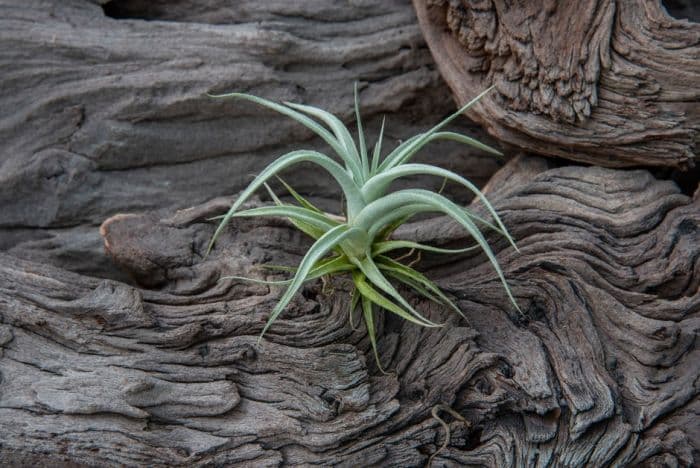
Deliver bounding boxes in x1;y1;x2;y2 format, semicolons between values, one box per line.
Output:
2;0;699;466
413;0;700;169
1;156;697;466
0;0;503;279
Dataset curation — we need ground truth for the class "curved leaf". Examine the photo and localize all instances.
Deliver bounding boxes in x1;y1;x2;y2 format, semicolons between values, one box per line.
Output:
285;101;363;179
223;254;354;288
220;275;293;285
258;225;361;341
376;256;464;318
383;270;446;310
230;205;337;232
376;133;423;172
378;86;496;172
362;163;517;250
426;131;502;157
276;176;324;214
263;183;327;240
352;270;438;328
390;131;503;168
370;116;386;175
355;189;520;312
363;203;431;239
353;255;441;327
208;92;363;180
372;240;479;256
207;150;364;255
360;293;387;374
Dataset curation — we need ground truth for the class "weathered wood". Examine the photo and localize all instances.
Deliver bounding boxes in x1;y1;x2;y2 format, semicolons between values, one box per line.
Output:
0;0;503;277
413;0;700;169
1;155;697;466
1;1;698;466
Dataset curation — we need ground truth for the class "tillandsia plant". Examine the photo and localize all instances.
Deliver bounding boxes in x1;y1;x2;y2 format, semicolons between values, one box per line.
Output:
207;84;519;371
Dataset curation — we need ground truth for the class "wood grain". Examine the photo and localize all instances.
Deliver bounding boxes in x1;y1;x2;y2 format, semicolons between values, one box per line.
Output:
0;0;503;278
413;0;699;169
1;1;698;465
1;156;696;466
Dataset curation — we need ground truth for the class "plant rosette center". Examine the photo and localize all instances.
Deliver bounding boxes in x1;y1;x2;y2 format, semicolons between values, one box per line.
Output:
207;84;519;372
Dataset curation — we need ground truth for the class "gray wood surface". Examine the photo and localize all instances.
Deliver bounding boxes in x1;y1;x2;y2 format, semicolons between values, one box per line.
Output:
0;0;697;466
414;0;699;169
0;0;501;279
1;156;698;466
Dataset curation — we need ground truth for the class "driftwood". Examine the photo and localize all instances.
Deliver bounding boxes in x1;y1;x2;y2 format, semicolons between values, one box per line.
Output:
0;0;501;280
1;156;698;466
413;0;700;169
1;1;699;466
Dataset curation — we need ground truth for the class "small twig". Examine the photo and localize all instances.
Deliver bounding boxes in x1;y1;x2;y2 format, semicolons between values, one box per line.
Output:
394;248;416;263
428;404;468;467
407;251;422;269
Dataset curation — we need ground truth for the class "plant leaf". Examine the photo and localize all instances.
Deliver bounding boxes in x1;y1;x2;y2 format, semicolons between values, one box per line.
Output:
353;255;441;327
372;240;479;256
364;203;433;239
258;225;361;341
206;149;364;256
220;275;293;285
305;255;356;279
362;163;517;250
378;86;496;172
355;189;520;312
370;115;386;175
225;255;354;287
207;92;363;180
260;263;297;272
374;211;416;241
352;270;438;328
376;133;423;173
383;269;447;310
367;202;505;241
426;131;502;157
360;293;387;374
353;82;369;179
391;131;503;168
230;205;337;233
263;183;326;240
276;176;324;213
377;255;464;318
284;101;364;180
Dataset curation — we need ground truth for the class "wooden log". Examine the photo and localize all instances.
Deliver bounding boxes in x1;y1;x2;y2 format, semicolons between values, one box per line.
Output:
0;0;503;277
413;0;700;169
1;0;698;465
0;155;697;466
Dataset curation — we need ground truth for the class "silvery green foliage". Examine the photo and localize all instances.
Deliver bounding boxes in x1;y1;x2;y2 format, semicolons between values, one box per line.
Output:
208;86;518;371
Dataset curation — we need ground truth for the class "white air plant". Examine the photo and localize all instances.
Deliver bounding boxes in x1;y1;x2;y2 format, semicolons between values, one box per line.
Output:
207;85;519;370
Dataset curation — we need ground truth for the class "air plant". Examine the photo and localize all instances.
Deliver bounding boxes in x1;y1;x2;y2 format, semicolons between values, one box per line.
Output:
207;85;519;371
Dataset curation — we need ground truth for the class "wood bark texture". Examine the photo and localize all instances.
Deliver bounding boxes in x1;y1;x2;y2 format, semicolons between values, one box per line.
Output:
413;0;700;169
1;0;698;467
1;156;698;466
0;0;503;280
